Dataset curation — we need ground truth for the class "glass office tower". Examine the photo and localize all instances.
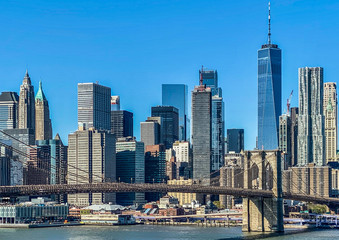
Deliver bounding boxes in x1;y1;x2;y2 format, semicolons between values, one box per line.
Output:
162;84;189;141
200;69;225;171
257;43;281;150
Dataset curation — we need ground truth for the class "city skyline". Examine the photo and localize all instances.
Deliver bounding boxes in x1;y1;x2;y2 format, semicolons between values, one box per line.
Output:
1;1;339;149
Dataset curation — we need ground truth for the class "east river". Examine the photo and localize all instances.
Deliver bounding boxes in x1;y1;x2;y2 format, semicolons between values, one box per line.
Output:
1;225;339;240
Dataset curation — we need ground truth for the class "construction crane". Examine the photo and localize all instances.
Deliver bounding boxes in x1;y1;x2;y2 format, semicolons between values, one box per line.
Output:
287;90;293;115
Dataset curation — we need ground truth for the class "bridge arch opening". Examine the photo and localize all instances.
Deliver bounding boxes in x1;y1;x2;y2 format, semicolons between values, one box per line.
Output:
264;162;274;191
249;163;259;189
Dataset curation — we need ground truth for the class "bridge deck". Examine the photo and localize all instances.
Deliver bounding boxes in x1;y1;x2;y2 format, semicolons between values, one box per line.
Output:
0;183;338;205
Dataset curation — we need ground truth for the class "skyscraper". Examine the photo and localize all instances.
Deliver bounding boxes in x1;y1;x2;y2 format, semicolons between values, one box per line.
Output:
324;82;337;163
116;137;145;206
151;106;179;149
162;84;189;141
192;74;212;185
227;129;244;153
18;70;35;132
78;83;111;131
110;110;133;138
279;114;291;168
0;92;19;130
0;145;11;186
145;144;166;202
140;117;161;148
298;67;325;166
290;107;299;166
257;4;282;150
67;129;116;206
200;68;225;171
1;128;35;185
35;81;52;141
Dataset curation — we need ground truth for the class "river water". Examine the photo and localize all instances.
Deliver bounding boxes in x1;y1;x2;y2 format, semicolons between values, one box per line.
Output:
0;225;338;240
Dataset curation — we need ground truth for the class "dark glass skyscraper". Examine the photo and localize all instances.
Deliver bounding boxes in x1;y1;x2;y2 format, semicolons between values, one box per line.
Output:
227;129;244;153
162;84;189;141
200;68;225;171
151;106;179;149
257;6;281;150
111;110;133;138
192;77;212;185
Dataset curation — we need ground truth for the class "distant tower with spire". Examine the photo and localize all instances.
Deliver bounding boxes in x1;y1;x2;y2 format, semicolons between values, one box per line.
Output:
35;81;53;140
257;1;282;150
18;70;36;132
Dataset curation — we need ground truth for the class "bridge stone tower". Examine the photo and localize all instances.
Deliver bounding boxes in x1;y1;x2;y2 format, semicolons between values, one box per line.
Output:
242;150;284;232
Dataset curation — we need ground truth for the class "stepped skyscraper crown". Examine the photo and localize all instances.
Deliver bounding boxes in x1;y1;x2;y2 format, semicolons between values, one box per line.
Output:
18;70;35;131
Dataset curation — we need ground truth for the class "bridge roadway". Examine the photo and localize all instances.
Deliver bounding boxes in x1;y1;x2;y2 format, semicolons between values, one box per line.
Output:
1;183;339;205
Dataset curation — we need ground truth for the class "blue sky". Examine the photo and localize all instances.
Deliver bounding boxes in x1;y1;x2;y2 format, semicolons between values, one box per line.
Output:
0;0;338;149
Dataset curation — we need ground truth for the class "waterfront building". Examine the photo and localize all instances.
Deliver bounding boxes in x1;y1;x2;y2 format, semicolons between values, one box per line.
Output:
140;117;161;148
111;110;133;138
67;128;116;206
78;83;111;131
35;81;52;141
116;137;145;206
200;68;225;171
227;129;244;153
257;7;282;150
290;107;299;166
162;84;189;141
0;92;19;130
279;114;292;168
167;178;204;205
0;203;68;224
298;67;325;166
1;128;35;185
18;70;35;132
192;76;212;185
151;106;179;149
145;144;166;202
324;82;337;163
111;96;120;111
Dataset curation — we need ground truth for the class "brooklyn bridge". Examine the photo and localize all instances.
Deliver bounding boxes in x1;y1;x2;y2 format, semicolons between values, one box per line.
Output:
0;182;339;205
1;133;338;233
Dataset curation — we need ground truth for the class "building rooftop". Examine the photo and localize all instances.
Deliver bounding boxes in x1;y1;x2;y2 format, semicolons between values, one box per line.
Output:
35;81;47;101
0;92;19;102
83;204;126;211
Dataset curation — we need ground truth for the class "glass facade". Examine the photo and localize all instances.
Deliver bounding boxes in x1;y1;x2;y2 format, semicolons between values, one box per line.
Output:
162;84;189;141
116;139;145;206
199;69;225;172
227;129;244;153
0;92;19;131
151;106;179;149
257;44;281;150
192;87;212;185
111;110;133;138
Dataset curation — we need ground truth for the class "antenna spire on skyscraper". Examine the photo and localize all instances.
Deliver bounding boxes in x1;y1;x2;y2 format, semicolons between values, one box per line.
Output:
200;65;204;86
268;1;271;44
